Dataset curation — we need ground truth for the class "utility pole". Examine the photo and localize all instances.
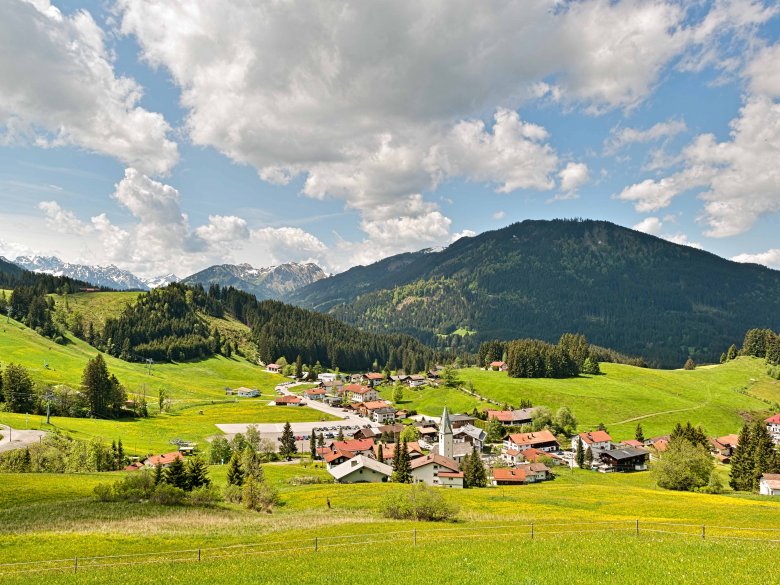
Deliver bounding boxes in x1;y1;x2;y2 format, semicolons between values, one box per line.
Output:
45;390;54;425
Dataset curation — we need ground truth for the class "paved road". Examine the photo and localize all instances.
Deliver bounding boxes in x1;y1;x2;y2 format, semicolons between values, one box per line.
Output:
0;424;47;453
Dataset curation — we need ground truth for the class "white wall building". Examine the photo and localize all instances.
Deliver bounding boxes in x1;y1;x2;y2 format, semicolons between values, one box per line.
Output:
759;473;780;496
329;455;392;484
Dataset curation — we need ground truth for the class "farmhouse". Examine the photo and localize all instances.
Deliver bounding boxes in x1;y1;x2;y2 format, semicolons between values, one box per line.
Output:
503;430;560;453
236;387;260;398
373;441;423;465
363;372;385;387
317;373;337;383
596;447;649;472
759;473;780;496
274;395;302;406
345;384;379;403
323;449;355;468
265;363;280;373
710;434;739;462
491;462;551;485
453;424;486;451
144;451;184;468
304;388;327;401
487;408;537;426
358;401;397;424
489;361;508;371
766;413;780;445
329;455;392;483
330;438;376;456
449;414;477;429
410;453;463;488
572;430;612;453
407;374;427;387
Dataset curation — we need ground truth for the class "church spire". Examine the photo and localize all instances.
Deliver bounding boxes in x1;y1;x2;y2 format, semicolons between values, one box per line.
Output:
439;404;453;458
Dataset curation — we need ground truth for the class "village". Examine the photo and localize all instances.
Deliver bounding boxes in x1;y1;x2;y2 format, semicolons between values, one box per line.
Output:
136;365;780;496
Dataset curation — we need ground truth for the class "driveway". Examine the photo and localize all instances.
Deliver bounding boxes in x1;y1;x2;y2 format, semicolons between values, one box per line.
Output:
0;424;47;453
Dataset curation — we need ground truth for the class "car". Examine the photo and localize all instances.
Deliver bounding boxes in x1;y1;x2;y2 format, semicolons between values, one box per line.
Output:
325;433;334;439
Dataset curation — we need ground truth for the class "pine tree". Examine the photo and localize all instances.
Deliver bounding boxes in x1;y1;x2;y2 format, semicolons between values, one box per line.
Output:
81;354;113;417
392;437;401;476
165;457;187;489
584;447;594;469
727;344;738;361
227;452;244;486
110;441;119;471
719;352;727;364
597;422;607;432
397;439;412;483
185;456;210;490
310;433;317;460
317;433;325;449
635;424;645;443
117;439;125;468
377;443;384;462
575;436;585;469
751;421;776;491
153;462;164;485
469;449;487;487
295;355;303;379
460;450;473;487
729;424;753;491
337;427;345;441
242;447;265;482
279;421;297;459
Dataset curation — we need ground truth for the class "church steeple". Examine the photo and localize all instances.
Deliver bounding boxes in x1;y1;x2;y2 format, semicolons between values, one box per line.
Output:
439;405;453;458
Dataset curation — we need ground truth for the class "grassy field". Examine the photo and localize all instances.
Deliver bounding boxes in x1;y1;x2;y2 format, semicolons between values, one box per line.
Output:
380;358;780;441
1;464;778;583
52;291;138;332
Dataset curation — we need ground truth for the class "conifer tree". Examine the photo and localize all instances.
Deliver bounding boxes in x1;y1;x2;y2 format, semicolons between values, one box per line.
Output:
392;437;401;475
727;344;738;361
111;440;118;470
468;449;487;487
153;462;164;485
719;353;726;364
317;433;325;449
185;456;210;490
279;421;297;459
635;424;645;443
117;439;125;468
460;450;473;487
377;443;384;463
751;421;776;491
729;424;754;491
227;452;244;486
165;457;187;489
584;447;594;469
337;427;345;441
310;433;317;460
295;355;303;379
575;436;585;469
242;446;265;482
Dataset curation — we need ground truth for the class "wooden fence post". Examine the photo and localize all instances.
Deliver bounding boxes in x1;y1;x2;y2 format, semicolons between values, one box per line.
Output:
74;556;78;574
198;548;201;562
414;528;417;546
531;523;534;540
636;519;639;536
701;525;705;540
315;537;318;552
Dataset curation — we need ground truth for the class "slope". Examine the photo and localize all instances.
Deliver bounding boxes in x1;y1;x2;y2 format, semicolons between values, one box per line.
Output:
292;219;780;367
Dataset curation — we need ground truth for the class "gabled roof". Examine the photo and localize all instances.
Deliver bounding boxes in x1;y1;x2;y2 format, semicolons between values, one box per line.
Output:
761;473;780;490
329;455;392;480
275;395;302;404
716;434;739;447
519;448;562;462
620;440;645;448
345;384;373;394
487;408;536;422
454;424;486;441
365;373;385;380
507;430;559;447
578;430;612;444
492;467;526;482
600;447;649;461
438;471;464;478
331;438;375;453
323;449;355;463
362;400;394;411
374;441;423;460
766;413;780;424
145;451;183;466
490;361;506;367
410;452;460;472
305;388;326;395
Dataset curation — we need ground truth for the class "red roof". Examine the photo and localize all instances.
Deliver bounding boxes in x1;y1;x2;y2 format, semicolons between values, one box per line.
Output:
766;413;780;424
324;449;355;463
519;448;562;462
438;471;465;478
145;452;184;466
374;442;422;460
488;410;514;422
579;430;612;445
620;440;645;448
652;439;669;452
507;430;559;448
332;438;375;453
362;400;394;410
275;395;302;404
490;361;506;367
492;467;526;482
345;384;373;394
305;388;326;395
365;373;384;380
716;434;739;447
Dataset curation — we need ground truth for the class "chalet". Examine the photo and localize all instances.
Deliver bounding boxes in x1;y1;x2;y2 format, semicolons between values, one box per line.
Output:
620;440;645;449
317;373;337;383
329;455;392;483
416;426;439;447
503;430;560;453
236;387;260;398
363;372;385;387
487;408;537;427
407;375;427;387
410;453;464;488
517;447;564;466
596;447;649;472
766;413;780;445
266;363;281;373
330;438;376;456
449;414;477;429
710;434;739;462
144;451;184;468
390;374;411;384
759;473;780;496
274;395;302;406
345;384;379;403
305;388;327;401
453;424;486;451
428;368;443;379
572;430;612;453
323;394;342;407
489;361;508;371
323;449;355;468
373;441;423;465
647;437;669;460
491;462;551;485
359;401;397;424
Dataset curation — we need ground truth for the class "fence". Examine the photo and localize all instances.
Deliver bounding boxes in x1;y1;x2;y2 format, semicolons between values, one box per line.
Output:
1;520;779;577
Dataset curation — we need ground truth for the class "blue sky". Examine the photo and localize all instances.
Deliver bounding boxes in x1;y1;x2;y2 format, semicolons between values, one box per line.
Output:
1;0;779;278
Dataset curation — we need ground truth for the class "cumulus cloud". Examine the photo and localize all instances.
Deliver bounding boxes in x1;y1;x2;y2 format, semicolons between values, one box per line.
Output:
195;215;250;244
0;0;178;174
633;216;664;235
619;42;780;237
249;227;328;266
631;216;702;249
38;200;92;235
493;211;506;221
605;119;688;154
732;248;780;269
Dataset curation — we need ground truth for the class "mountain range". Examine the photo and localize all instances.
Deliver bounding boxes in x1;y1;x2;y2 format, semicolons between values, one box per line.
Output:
290;219;780;367
181;262;327;300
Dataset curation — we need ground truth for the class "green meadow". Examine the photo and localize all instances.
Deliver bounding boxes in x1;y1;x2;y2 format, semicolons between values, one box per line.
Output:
1;464;778;584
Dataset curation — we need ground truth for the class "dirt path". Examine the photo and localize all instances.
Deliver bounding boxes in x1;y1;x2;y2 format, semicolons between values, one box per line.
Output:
608;384;713;427
0;424;47;453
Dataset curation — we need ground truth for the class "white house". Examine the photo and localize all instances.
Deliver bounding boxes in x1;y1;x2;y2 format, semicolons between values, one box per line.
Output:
266;363;281;373
766;413;780;445
410;452;463;488
453;424;486;451
317;373;337;383
572;430;612;453
759;473;780;496
305;388;327;401
345;384;379;403
503;430;560;453
329;455;392;483
236;387;260;398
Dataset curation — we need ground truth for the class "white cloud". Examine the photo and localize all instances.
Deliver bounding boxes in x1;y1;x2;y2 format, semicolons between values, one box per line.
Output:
38;200;92;235
195;215;250;244
631;216;702;248
732;248;780;268
0;0;178;175
493;211;506;220
663;233;703;249
248;227;328;266
633;216;664;235
606;119;688;154
559;162;590;193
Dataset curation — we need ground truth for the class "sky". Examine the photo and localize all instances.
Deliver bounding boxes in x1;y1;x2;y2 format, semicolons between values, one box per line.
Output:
1;0;779;279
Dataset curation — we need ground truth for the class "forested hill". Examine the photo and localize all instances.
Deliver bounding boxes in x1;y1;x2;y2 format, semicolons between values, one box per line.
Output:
290;219;780;367
0;256;103;293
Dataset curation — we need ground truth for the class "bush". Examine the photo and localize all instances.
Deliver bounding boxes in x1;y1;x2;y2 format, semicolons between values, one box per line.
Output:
187;484;222;507
149;483;186;505
287;475;333;485
243;477;280;512
381;484;458;522
654;438;713;491
223;483;243;504
108;471;156;502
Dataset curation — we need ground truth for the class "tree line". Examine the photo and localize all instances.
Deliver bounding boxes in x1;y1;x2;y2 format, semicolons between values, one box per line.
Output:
481;333;602;379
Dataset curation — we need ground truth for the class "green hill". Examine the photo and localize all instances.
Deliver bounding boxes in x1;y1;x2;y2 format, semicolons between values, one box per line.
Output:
291;219;780;367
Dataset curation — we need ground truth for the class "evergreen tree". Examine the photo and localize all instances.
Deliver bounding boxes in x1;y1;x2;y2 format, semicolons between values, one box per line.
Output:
336;427;345;441
376;443;384;462
153;462;164;485
317;433;325;449
242;447;265;482
683;358;696;370
584;446;593;469
392;436;401;475
727;344;738;361
165;457;187;489
581;357;601;375
751;421;776;491
81;354;125;418
117;439;125;468
279;421;297;459
575;436;585;469
729;423;753;491
185;456;210;490
295;355;303;379
635;424;645;443
460;450;473;487
2;363;35;413
110;440;119;470
227;452;244;486
310;433;317;460
468;449;487;487
597;422;607;432
719;352;726;364
395;439;412;483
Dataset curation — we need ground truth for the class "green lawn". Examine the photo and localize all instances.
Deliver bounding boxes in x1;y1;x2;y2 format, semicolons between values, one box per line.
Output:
379;358;780;440
51;291;139;332
1;464;778;583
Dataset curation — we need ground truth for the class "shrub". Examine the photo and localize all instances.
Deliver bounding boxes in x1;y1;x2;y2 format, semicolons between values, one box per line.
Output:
654;437;713;491
243;477;280;512
188;484;222;507
381;484;458;522
149;483;186;505
223;483;243;504
109;470;156;502
287;475;333;485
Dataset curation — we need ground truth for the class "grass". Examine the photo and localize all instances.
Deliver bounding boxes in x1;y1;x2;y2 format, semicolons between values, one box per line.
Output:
51;292;139;332
1;464;778;584
379;358;780;441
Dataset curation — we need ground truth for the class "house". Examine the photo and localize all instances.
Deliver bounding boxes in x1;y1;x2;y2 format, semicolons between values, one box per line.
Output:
407;374;427;388
620;440;645;449
572;430;612;453
759;473;780;496
647;437;669;460
373;441;423;465
305;388;327;401
329;455;392;483
492;462;551;485
323;394;343;407
516;447;564;466
144;451;184;468
317;372;337;383
265;363;281;373
274;395;302;406
410;453;463;488
766;413;780;445
323;449;356;468
363;372;385;387
487;408;537;427
503;430;560;453
453;424;486;451
360;401;397;424
596;447;649;472
449;414;477;429
489;361;508;371
330;438;376;456
236;387;260;398
345;384;379;403
710;434;739;462
390;374;411;384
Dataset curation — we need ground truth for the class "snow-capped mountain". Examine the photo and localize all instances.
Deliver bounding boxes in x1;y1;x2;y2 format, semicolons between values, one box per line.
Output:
181;262;326;301
12;256;175;291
